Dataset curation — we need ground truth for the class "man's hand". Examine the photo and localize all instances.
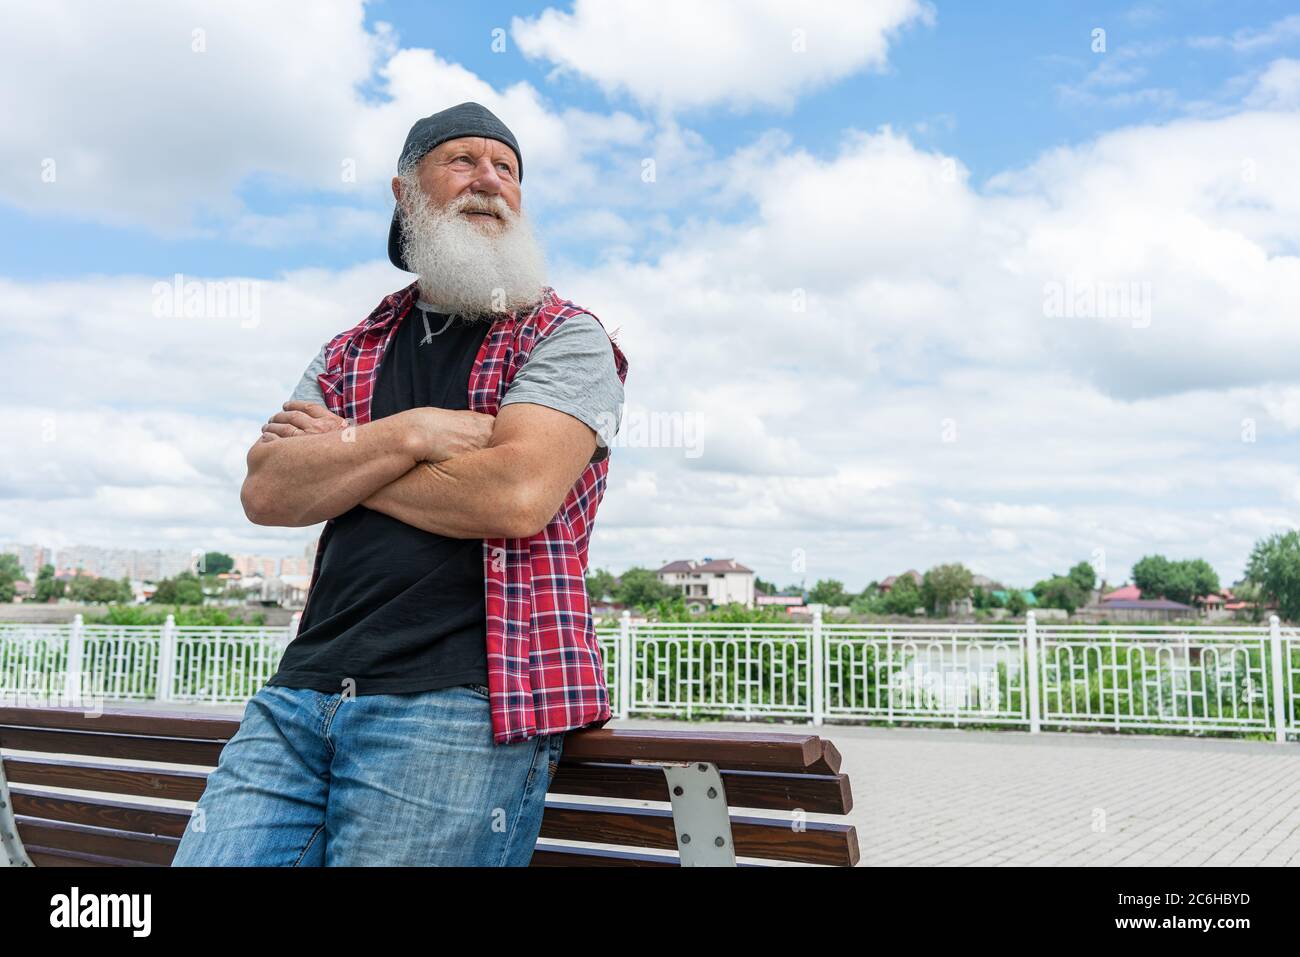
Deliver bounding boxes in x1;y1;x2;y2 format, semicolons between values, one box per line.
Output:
240;403;498;527
259;401;348;441
363;402;598;539
402;408;496;462
258;402;493;463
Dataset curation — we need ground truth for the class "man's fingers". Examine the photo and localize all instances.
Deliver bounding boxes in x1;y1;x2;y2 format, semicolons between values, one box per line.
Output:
283;400;332;417
269;410;316;430
261;422;301;438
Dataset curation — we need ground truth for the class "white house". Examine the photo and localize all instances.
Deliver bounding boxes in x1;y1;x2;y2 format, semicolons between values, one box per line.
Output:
656;558;755;610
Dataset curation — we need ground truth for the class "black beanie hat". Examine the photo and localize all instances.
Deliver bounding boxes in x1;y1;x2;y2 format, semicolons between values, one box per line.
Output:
388;102;523;272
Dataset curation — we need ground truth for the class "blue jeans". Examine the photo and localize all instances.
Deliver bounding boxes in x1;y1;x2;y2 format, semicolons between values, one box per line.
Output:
171;683;563;866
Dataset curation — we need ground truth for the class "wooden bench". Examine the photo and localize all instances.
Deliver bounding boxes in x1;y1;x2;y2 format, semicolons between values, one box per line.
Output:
0;705;858;867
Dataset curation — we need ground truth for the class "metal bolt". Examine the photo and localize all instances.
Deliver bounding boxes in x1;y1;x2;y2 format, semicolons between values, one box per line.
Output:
697;763;707;772
707;787;718;799
681;833;691;844
715;836;725;847
672;785;684;796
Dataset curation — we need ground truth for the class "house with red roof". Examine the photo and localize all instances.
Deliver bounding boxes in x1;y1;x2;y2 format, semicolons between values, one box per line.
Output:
879;570;922;593
656;558;755;610
1101;584;1142;602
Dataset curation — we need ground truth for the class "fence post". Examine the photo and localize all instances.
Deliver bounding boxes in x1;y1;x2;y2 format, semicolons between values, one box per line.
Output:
1269;615;1287;744
64;614;85;706
157;614;176;704
811;608;824;726
618;610;632;719
1025;611;1041;734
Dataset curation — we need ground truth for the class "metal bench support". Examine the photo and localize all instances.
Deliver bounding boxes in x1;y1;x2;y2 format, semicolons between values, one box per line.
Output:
640;760;736;866
0;756;33;867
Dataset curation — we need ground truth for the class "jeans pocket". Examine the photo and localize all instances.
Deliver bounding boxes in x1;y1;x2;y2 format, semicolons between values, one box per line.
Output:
462;682;491;700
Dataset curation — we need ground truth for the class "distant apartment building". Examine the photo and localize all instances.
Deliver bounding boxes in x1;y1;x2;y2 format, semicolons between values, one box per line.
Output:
656;558;755;610
55;545;195;581
234;555;279;579
3;543;50;576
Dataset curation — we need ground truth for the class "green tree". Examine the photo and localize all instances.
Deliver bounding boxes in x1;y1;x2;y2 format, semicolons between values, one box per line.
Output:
585;568;617;604
1033;576;1086;613
1005;590;1029;617
1132;554;1220;605
201;551;234;575
1179;559;1220;605
809;578;848;606
1245;531;1300;622
65;572;94;603
1067;561;1097;595
850;590;885;615
34;564;63;602
151;571;205;605
64;573;131;604
920;563;973;616
614;567;676;609
754;576;777;596
0;553;21;602
972;586;1004;611
1230;580;1266;623
882;575;923;615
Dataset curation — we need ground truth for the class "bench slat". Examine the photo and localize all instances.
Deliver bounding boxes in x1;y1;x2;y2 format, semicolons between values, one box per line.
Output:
11;787;192;838
0;727;225;765
540;800;858;866
551;761;853;813
16;818;179;866
529;843;681;867
562;729;841;774
0;706;240;741
26;845;154;867
4;756;210;801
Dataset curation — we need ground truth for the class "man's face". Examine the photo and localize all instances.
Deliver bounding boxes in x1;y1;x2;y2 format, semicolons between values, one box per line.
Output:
391;136;521;230
390;134;546;314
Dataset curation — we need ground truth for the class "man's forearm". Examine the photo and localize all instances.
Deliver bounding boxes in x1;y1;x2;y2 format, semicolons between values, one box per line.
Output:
242;415;420;527
362;445;542;539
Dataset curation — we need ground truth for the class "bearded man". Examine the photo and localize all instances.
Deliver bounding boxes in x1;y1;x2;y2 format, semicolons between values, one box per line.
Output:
172;103;628;867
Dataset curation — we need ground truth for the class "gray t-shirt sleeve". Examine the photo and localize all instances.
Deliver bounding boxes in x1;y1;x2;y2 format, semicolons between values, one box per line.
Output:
289;344;329;405
500;313;624;463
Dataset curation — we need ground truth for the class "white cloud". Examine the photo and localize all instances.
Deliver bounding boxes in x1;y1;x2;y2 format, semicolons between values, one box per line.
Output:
551;102;1300;585
511;0;933;113
0;0;650;231
1189;14;1300;53
5;6;1300;590
1246;57;1300;109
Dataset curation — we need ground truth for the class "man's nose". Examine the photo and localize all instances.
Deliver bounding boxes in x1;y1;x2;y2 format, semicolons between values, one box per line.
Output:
467;158;504;194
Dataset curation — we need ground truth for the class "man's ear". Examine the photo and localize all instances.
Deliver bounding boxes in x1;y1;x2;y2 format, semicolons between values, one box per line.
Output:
391;176;402;203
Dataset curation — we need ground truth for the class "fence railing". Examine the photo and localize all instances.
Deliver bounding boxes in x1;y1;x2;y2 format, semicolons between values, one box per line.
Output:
2;612;1296;741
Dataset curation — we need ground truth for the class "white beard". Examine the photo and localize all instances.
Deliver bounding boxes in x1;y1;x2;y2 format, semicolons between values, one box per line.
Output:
397;173;548;317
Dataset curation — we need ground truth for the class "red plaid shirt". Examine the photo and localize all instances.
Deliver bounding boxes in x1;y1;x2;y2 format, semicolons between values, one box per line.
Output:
301;281;628;744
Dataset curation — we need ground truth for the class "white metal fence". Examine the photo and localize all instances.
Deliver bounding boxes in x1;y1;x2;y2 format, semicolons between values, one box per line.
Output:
2;612;1297;741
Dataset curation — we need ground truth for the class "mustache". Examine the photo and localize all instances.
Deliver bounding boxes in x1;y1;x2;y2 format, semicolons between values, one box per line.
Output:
448;192;512;221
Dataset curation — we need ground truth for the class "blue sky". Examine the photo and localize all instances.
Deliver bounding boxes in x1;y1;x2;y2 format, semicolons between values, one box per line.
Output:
3;1;1300;591
12;0;1298;280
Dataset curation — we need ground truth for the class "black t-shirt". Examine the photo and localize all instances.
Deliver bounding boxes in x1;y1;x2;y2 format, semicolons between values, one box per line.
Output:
269;305;492;696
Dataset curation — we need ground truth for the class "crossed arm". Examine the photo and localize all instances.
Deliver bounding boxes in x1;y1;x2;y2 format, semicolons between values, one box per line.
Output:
240;400;598;539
